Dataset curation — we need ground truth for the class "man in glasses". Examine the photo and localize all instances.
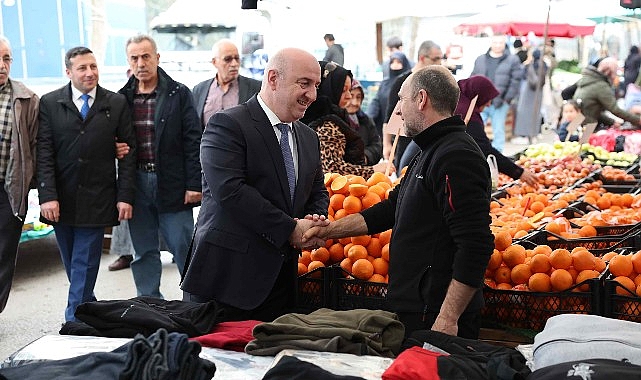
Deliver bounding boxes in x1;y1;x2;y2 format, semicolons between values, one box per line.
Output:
118;34;202;299
0;36;39;314
192;39;261;129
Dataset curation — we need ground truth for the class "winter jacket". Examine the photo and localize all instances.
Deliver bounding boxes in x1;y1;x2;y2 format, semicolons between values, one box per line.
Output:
471;51;522;107
362;116;493;315
3;79;38;219
118;67;202;212
37;84;136;227
573;66;641;126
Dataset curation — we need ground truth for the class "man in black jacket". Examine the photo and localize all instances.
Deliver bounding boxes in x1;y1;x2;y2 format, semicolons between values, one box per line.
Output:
303;66;493;339
119;34;202;299
37;46;136;321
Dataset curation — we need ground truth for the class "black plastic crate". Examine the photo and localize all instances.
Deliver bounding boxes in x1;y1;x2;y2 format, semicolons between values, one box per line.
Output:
331;266;388;311
481;277;602;332
603;279;641;323
295;266;332;313
594;172;641;187
522;229;641;252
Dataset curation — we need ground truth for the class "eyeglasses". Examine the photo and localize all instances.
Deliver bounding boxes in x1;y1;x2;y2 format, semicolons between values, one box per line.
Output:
323;61;339;79
1;56;13;64
221;55;240;63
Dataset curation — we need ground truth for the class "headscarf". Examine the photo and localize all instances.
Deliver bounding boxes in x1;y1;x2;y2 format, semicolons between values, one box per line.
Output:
455;75;499;125
389;51;411;80
300;61;365;165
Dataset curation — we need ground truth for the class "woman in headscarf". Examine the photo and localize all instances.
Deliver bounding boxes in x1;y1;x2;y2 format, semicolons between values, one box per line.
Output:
301;61;390;177
456;75;538;186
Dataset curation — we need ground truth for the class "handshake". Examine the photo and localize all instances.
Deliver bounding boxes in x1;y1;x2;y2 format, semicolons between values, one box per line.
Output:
289;214;332;250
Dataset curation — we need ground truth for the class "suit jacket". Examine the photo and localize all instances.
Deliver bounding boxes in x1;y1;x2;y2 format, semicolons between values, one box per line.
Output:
37;84;136;226
181;95;329;310
192;75;261;127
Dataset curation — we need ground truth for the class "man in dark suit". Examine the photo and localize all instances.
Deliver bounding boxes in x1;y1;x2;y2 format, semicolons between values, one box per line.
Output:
181;47;329;322
192;39;261;128
37;46;136;321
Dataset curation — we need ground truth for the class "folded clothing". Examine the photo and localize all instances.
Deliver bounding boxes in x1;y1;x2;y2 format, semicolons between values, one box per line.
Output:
190;320;261;352
245;308;405;358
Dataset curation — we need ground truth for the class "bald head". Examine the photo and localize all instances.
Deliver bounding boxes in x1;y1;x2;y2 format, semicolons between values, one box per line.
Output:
260;48;320;122
211;39;240;84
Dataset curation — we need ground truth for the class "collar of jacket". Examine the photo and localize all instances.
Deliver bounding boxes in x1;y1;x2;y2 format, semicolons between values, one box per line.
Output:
413;115;466;150
580;66;611;86
8;78;34;100
121;66;175;97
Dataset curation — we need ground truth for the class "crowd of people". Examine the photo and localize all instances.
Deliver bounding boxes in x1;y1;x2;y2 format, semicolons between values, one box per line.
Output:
1;29;632;341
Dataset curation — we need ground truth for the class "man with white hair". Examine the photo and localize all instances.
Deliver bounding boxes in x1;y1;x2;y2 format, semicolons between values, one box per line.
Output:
574;56;641;130
192;39;261;129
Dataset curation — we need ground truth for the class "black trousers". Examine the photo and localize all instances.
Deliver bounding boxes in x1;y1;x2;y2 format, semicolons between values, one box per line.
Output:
0;185;24;313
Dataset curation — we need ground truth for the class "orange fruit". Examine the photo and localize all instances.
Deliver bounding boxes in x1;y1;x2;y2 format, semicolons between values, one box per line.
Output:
378;229;392;246
381;243;390;261
513;230;528;239
609;254;634;277
343;195;362;214
631;250;641;274
338;237;352;246
366;237;383;258
372;257;389;276
343;242;354;256
529;273;552;292
494;266;512;284
310;247;330;263
494;231;512;251
613;276;636;296
297;262;308;276
510;263;532;285
487;249;503;271
348;184;369;197
529;201;545;214
361;191;382;209
529;253;551;273
575;269;600;291
330;175;349;194
339;258;353;274
602;251;618;262
366;172;392;187
496;282;512;290
299;250;312;266
368;185;387;200
596;197;611;210
334;208;348;220
634;273;641;287
621;193;634;208
307;260;325;272
351;235;371;247
532;245;552;256
352;258;374;280
347;244;368;261
578;225;597;238
549;248;572;270
550;269;573;291
346;175;367;186
368;273;387;283
637;283;641;297
502;244;526;268
329;193;346;211
572;249;596;271
324;172;339;187
328;243;345;263
594;257;606;273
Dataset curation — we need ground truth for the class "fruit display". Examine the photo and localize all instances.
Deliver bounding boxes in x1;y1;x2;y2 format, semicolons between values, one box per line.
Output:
298;172;396;283
580;144;638;167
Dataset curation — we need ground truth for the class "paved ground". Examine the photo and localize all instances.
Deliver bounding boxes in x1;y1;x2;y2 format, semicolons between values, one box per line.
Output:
0;236;182;362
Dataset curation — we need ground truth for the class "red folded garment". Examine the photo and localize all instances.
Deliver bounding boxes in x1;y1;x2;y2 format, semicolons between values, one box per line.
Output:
189;320;261;352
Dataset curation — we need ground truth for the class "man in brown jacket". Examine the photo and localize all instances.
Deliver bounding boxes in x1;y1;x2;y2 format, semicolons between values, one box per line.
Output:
0;35;39;313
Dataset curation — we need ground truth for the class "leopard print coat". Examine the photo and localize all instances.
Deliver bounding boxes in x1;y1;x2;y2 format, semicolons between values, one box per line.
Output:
311;115;375;179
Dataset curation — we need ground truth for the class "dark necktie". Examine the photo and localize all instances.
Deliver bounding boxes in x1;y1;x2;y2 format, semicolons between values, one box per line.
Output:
276;123;295;204
80;93;91;120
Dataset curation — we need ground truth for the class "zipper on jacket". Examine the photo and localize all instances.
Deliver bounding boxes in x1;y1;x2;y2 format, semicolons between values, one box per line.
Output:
445;174;455;212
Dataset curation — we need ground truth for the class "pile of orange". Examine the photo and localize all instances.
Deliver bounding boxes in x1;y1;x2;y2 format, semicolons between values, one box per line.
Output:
485;235;606;293
600;166;637;182
603;250;641;297
298;172;398;283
